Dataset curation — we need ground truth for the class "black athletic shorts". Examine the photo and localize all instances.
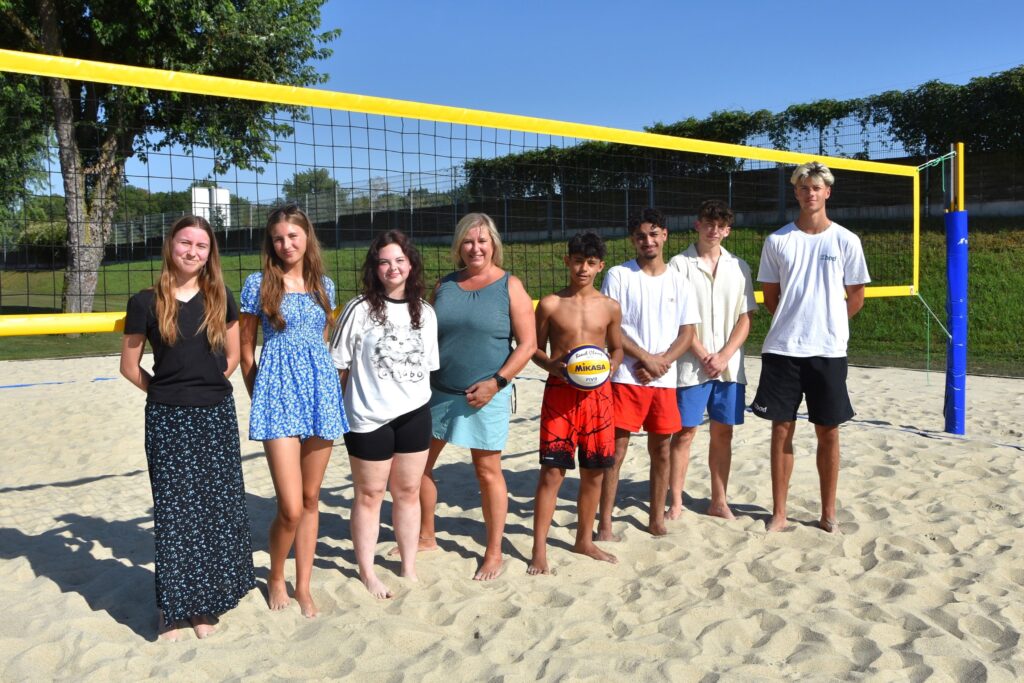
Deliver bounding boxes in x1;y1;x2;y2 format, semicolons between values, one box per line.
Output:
750;353;854;426
343;402;432;461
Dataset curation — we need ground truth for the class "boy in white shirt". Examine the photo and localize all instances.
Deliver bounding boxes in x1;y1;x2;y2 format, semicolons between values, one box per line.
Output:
668;200;757;520
750;161;870;533
599;208;699;537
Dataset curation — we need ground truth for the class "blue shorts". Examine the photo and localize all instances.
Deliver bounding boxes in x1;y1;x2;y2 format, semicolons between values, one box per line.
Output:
429;384;512;452
677;381;745;427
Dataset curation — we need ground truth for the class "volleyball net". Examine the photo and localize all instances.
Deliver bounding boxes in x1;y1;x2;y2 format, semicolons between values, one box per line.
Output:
1;50;919;342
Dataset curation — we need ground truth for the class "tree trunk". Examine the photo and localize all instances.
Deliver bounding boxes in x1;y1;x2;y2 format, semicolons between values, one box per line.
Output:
40;0;123;314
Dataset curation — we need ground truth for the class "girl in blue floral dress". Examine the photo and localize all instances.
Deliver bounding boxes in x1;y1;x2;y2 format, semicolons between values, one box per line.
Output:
240;205;347;619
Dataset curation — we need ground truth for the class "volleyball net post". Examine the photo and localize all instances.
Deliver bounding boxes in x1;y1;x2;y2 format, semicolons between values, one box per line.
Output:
943;142;967;435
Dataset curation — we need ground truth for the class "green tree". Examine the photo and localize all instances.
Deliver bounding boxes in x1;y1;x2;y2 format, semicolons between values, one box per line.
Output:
282;168;344;200
1;0;338;313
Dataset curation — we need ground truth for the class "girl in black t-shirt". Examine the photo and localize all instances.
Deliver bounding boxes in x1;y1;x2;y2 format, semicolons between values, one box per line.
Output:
120;215;255;642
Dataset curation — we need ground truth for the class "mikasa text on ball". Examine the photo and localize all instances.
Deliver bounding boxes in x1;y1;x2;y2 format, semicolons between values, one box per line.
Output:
563;345;611;390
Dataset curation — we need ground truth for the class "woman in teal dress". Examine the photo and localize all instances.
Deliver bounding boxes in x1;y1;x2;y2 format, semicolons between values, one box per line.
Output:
415;213;536;581
240;204;347;618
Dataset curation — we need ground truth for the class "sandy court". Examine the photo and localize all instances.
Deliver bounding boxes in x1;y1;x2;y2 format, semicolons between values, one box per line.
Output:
0;354;1021;680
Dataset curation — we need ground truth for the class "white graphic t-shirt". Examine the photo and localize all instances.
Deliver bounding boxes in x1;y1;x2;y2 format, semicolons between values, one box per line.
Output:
330;296;439;432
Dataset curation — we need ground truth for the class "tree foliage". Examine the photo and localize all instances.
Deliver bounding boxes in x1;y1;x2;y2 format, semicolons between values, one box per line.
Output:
0;0;338;312
463;65;1024;195
282;168;344;201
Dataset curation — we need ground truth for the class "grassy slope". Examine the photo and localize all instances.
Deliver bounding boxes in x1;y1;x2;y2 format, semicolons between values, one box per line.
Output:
2;224;1022;376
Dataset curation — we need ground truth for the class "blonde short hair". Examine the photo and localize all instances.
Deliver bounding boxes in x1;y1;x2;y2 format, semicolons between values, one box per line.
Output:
451;212;504;268
791;161;835;187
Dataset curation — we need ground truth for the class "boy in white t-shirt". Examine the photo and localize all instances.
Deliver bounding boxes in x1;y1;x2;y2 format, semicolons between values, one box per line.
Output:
599;208;700;538
750;161;870;534
667;200;757;521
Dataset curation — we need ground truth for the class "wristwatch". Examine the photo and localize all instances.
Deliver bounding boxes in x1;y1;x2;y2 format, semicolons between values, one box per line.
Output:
492;373;509;389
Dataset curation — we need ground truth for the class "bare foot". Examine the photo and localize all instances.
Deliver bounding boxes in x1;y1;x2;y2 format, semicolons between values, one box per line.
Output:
267;577;290;611
400;568;419;583
360;573;394;600
294;590;319;618
190;614;217;639
387;536;440;557
527;551;553;576
648;520;668;536
473;553;504;581
707;503;737;520
572;542;618;565
818;518;841;534
595;526;623;542
665;504;684;521
766;515;789;532
157;612;182;642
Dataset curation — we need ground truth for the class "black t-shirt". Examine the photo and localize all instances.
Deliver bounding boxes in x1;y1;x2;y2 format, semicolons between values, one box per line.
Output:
124;287;240;407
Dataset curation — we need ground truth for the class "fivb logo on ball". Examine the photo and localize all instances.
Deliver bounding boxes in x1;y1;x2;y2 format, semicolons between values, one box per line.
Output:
564;345;611;391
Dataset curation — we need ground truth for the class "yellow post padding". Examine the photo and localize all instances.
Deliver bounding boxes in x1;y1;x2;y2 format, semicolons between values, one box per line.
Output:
0;312;125;336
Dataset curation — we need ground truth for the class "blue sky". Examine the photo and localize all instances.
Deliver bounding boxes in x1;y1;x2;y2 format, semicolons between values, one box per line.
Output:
319;0;1024;131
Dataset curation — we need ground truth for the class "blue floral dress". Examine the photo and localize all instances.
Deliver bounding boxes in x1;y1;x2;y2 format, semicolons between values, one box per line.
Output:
241;272;348;441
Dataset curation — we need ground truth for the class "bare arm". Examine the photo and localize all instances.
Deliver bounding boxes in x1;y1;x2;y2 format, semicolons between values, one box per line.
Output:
239;313;259;398
761;282;781;315
660;324;695;365
703;312;751;378
465;275;538;408
119;333;151;393
605;301;624;376
530;297;563;376
223;320;240;378
338;369;349;394
846;283;865;318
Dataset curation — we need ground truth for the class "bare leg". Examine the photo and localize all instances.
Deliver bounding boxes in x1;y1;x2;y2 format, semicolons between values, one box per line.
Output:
528;465;566;575
349;455;394;599
667;426;697;519
190;614;217;639
707;421;736;520
647;433;672;536
815;423;841;533
767;421;796;532
412;438;446;552
263;437;304;611
597;428;630;541
574;468;617;564
293;437;333;617
390;449;430;580
471;449;507;580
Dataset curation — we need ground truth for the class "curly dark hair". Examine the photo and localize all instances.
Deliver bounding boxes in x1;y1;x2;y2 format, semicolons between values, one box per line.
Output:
360;230;426;329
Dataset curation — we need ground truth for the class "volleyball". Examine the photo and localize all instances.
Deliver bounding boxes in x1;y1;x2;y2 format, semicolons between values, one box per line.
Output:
563;345;612;391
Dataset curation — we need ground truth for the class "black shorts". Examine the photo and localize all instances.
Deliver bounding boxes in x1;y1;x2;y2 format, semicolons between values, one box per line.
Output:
750;354;854;426
343;402;432;461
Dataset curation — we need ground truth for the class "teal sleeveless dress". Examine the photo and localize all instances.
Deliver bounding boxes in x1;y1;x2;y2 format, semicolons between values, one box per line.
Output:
429;271;514;450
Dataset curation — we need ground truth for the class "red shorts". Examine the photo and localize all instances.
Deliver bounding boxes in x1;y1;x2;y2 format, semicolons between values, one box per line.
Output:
539;377;615;469
612;382;682;435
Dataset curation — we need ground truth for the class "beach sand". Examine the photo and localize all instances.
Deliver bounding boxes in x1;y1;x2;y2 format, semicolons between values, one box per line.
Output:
0;355;1021;680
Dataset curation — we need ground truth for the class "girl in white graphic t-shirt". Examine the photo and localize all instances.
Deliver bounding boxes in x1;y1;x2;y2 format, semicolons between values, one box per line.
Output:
329;230;439;598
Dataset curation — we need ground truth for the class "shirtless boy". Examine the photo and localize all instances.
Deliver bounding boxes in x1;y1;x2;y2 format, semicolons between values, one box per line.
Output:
528;231;624;575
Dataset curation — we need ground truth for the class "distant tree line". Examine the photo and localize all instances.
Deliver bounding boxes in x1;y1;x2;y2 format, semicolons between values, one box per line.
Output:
465;66;1024;198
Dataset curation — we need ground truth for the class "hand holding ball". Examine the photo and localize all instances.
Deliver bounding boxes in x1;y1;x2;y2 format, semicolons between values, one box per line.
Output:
563;345;611;390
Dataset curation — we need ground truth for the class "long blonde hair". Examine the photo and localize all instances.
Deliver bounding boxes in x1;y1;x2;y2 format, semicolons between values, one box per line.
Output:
155;215;228;350
260;205;332;331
